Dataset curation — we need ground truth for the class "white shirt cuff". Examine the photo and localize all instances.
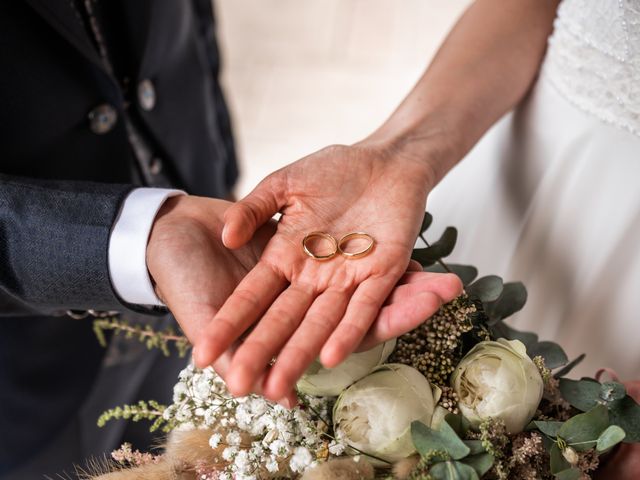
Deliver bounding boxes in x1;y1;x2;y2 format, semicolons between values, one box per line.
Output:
108;188;186;306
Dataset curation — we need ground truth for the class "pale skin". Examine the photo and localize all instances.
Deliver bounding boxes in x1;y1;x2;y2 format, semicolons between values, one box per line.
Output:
146;195;463;406
150;0;639;472
193;0;563;403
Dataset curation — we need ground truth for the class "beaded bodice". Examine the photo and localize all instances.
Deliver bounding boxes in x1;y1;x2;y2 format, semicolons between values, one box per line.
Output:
542;0;640;136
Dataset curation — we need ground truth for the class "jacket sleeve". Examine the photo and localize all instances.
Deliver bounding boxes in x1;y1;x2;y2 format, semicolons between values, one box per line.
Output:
0;173;135;316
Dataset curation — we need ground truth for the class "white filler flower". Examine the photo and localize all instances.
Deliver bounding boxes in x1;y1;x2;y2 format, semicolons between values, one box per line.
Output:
297;339;396;396
333;363;438;463
451;338;544;434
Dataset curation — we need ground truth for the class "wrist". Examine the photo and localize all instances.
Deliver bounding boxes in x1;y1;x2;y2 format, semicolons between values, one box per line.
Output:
364;112;464;189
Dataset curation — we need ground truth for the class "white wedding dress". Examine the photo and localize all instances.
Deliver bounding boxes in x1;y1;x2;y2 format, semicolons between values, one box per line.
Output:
428;0;640;379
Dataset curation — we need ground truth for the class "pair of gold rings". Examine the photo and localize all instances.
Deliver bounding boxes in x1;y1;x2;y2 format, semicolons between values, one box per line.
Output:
302;231;375;261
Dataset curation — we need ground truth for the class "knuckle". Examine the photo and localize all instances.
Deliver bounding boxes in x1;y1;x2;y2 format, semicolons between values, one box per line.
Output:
338;321;368;344
268;308;300;331
233;289;261;310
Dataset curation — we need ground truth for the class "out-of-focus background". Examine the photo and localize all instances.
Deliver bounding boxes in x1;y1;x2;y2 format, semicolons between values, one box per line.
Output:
215;0;470;197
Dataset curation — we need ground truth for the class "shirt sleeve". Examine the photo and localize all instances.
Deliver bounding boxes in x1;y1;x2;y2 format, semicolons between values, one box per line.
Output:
108;188;186;306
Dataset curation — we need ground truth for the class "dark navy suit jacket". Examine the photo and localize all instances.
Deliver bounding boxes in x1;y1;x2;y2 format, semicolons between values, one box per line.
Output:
0;0;237;471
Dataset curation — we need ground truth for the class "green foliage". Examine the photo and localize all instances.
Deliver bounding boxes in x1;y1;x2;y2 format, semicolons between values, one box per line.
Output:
559;378;640;442
553;354;586;379
535;404;627;478
490;320;568;369
97;400;171;432
597;425;626;452
534;421;564;438
412;226;458;267
428;460;479;480
483;282;527;323
460;453;494;477
444;412;471;438
93;317;191;357
554;468;582;480
558;404;609;452
465;276;503;303
411;416;494;480
412;420;470;460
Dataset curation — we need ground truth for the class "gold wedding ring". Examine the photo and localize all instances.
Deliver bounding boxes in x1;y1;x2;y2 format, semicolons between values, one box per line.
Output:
302;232;338;260
338;232;375;259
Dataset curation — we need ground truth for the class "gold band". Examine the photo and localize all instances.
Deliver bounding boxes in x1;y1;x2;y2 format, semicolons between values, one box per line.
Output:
338;232;375;259
302;231;338;260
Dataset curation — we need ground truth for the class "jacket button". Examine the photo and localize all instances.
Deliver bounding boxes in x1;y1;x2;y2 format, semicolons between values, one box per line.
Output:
138;79;156;111
88;104;117;135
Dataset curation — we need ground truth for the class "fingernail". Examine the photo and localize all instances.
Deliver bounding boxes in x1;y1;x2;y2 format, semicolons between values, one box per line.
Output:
221;224;230;246
277;397;293;409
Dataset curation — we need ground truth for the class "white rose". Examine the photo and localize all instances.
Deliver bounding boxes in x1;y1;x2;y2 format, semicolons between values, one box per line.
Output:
297;340;396;396
451;339;544;434
333;363;438;463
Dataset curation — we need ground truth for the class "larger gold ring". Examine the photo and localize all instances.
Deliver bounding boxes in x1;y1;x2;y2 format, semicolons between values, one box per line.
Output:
302;232;338;260
338;232;375;259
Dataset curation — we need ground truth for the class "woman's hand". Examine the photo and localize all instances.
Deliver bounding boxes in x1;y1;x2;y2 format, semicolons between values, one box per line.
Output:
192;142;461;402
147;194;462;406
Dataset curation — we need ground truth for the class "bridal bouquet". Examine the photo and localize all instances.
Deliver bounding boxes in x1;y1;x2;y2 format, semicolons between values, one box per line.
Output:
91;214;640;480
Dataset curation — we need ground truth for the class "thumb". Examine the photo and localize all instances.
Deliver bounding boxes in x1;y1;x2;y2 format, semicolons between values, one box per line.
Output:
223;175;285;249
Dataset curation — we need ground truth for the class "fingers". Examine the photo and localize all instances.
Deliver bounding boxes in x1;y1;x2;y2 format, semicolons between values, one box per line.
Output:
385;271;462;305
406;259;423;272
360;273;463;350
223;176;285;249
262;288;352;401
193;262;287;368
319;277;395;368
212;349;298;408
224;283;316;397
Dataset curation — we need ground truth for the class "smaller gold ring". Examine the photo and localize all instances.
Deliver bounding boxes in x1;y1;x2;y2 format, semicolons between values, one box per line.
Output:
338;232;375;259
302;232;338;260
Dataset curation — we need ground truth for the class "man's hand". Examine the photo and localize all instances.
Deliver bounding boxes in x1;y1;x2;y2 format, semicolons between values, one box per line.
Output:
191;143;461;402
146;196;274;345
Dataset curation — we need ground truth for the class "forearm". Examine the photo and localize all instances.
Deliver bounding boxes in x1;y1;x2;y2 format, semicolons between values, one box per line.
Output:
369;0;560;185
0;174;134;315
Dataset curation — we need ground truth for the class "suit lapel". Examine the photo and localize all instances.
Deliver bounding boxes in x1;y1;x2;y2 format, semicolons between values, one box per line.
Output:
24;0;106;71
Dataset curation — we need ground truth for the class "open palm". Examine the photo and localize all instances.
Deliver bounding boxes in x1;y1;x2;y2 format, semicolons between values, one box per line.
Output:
192;144;459;402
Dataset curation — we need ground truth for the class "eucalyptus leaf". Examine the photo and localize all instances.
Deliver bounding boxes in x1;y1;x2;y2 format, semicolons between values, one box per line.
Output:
411;248;436;267
420;212;433;234
466;275;503;302
555;468;582;480
527;341;568;369
411;421;470;460
597;425;626;452
461;452;494;477
445;412;471;438
560;379;640;442
490;321;538;349
600;382;627;402
429;461;479;480
534;420;564;438
608;395;640;443
559;378;600;412
484;282;527;321
426;263;479;286
463;440;486;456
554;354;586;378
549;443;571;474
414;227;458;264
558;404;609;452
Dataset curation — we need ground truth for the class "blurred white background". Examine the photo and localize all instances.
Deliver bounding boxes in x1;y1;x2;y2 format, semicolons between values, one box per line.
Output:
215;0;470;197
